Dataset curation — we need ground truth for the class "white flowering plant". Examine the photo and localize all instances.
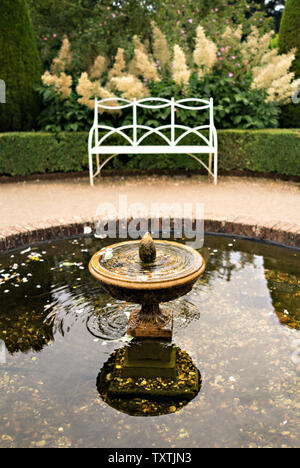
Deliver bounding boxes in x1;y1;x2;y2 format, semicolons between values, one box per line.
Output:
37;18;297;132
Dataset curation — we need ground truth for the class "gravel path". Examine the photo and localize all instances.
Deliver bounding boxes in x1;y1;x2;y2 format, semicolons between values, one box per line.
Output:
0;175;299;232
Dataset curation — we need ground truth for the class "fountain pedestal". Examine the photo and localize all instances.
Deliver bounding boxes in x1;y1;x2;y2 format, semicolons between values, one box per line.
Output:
127;304;173;339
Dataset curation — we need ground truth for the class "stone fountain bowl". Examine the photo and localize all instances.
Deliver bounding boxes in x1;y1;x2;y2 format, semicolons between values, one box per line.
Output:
89;239;206;304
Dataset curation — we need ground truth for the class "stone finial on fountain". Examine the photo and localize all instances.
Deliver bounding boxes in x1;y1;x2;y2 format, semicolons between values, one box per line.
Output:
139;232;156;263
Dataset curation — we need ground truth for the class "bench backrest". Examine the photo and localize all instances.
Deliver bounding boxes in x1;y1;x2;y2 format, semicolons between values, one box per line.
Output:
93;97;215;148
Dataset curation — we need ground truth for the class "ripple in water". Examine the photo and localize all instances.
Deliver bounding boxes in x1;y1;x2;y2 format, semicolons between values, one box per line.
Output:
86;301;135;340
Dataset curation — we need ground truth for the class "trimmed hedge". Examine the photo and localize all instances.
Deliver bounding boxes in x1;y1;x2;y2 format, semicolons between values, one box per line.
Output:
0;129;300;177
278;0;300;128
0;0;41;131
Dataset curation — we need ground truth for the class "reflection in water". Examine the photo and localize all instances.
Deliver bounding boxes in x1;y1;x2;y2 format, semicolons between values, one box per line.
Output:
0;305;54;354
0;340;6;364
264;266;300;330
97;341;201;417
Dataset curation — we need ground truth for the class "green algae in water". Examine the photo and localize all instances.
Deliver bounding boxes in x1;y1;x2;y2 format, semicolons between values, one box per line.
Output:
0;235;299;448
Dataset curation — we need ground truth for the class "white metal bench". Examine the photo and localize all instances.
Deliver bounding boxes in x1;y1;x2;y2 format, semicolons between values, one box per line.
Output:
88;97;218;186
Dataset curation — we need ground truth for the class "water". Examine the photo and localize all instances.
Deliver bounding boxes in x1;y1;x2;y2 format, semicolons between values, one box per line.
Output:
97;241;202;282
0;235;299;448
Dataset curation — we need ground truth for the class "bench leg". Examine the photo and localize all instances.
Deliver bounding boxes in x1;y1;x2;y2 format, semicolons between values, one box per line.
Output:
209;153;212;174
96;154;100;177
214;151;218;185
89;151;94;187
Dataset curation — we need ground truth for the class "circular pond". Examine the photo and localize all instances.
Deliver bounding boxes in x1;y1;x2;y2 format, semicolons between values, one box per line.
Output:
0;235;299;448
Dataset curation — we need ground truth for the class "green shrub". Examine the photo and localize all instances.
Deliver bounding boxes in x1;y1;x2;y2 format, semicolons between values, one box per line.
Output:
279;0;300;127
279;0;300;77
0;130;299;177
36;73;281;133
0;0;41;131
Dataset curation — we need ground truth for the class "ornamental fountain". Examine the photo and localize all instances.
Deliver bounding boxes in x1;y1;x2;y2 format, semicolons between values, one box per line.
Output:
89;232;206;340
89;233;205;407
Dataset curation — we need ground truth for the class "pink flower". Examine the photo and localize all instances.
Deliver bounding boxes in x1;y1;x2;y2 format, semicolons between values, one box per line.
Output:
232;56;236;60
228;73;234;78
220;47;225;52
259;18;263;22
219;56;223;61
99;23;103;27
213;19;216;23
177;9;181;14
215;8;218;12
44;37;48;41
112;13;116;18
189;19;193;23
53;34;57;38
226;20;230;24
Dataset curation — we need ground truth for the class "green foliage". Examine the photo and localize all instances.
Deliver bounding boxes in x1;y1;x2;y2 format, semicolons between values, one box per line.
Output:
0;130;299;177
270;34;279;49
28;0;273;72
0;0;41;131
154;0;272;50
280;103;300;128
35;82;94;133
279;0;300;77
28;0;158;72
183;73;280;129
278;0;300;127
36;71;281;132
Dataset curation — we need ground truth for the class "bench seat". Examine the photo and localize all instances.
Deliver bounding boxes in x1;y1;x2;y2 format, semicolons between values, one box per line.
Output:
90;146;215;155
